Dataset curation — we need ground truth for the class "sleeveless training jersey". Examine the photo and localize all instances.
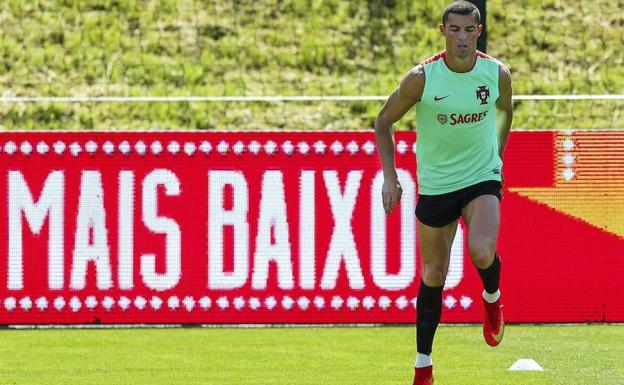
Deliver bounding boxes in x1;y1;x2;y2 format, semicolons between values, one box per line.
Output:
415;51;502;195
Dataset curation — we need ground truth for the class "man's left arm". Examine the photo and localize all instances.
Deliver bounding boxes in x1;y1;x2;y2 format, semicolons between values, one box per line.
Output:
496;64;513;159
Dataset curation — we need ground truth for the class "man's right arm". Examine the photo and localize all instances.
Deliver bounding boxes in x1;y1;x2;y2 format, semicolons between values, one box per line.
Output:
374;65;425;214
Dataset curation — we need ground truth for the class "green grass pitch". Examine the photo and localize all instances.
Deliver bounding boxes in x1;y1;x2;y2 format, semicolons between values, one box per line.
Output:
0;324;622;384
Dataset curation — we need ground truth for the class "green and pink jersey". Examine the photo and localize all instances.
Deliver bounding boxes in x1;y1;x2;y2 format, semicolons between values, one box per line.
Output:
415;51;503;195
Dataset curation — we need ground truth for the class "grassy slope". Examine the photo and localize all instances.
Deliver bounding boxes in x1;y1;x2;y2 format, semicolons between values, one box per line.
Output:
0;0;622;130
0;325;622;384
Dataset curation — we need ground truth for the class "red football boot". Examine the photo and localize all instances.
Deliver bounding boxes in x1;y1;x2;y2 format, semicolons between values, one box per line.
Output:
483;298;505;346
413;365;434;385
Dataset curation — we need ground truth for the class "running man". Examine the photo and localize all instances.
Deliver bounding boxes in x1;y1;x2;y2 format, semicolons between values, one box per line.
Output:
374;1;513;384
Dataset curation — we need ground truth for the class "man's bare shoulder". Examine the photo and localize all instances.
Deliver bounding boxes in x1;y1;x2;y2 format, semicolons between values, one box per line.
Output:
398;64;426;101
498;63;512;83
497;62;513;108
498;63;512;100
404;64;426;86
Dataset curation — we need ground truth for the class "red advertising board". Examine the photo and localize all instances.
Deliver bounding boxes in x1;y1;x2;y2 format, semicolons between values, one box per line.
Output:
0;131;621;324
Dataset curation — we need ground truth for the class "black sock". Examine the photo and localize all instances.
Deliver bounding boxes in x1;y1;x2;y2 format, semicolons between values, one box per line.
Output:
416;280;443;355
477;253;501;294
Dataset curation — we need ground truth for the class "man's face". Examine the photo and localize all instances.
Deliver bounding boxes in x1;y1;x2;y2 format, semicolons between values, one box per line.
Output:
439;13;482;58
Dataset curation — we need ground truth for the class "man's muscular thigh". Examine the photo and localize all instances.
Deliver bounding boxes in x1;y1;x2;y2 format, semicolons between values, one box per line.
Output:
462;194;500;268
418;219;459;286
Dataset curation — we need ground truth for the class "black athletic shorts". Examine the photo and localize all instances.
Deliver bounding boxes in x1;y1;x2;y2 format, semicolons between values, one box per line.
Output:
415;180;502;228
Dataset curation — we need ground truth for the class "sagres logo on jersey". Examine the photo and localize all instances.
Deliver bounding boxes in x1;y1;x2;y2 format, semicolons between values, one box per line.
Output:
476;85;490;105
437;113;448;125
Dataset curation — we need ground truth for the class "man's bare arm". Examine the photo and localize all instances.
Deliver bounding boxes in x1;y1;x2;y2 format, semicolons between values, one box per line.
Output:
374;65;425;214
496;64;513;159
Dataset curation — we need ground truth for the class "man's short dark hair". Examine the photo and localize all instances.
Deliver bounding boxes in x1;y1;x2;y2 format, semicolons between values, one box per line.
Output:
442;1;481;25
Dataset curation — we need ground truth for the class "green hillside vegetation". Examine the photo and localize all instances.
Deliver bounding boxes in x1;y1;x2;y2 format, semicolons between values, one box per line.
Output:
0;0;622;130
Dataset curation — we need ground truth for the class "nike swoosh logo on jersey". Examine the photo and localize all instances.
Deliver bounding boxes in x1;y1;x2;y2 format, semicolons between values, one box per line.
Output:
434;95;450;101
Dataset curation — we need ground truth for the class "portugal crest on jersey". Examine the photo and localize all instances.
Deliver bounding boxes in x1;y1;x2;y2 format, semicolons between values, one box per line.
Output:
476;85;490;105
